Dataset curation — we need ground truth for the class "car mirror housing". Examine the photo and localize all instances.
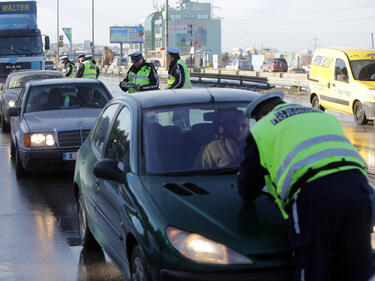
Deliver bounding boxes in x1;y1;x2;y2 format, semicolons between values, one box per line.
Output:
93;159;125;182
8;106;21;117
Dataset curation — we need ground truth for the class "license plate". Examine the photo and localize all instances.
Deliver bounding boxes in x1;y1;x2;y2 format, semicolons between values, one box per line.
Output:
63;152;77;160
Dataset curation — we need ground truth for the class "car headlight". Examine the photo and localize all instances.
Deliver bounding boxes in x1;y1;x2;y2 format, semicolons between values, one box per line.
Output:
7;99;15;108
166;226;253;265
28;133;55;147
368;89;375;99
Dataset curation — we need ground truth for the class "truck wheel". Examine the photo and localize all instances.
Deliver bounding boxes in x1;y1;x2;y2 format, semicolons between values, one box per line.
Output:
353;101;369;125
15;146;27;178
1;115;9;133
131;245;151;281
78;193;101;250
311;95;325;111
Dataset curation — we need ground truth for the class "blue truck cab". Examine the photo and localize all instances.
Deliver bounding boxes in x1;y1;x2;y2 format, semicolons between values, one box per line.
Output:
0;1;49;78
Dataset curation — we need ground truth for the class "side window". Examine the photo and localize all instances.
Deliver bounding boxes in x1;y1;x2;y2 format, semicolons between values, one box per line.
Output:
92;104;119;155
105;106;131;172
335;59;348;82
17;88;26;107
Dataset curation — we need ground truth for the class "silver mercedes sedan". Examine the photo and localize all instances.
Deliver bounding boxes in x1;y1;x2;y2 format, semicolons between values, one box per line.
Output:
9;78;113;177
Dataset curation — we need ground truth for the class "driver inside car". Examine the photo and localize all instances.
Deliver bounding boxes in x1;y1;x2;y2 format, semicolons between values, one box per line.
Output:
197;109;250;169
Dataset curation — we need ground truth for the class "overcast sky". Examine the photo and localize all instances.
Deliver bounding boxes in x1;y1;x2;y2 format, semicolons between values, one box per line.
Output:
33;0;375;52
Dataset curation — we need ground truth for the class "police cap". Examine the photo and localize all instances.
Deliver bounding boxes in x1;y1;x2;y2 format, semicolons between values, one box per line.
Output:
86;54;93;59
77;54;85;59
129;51;143;63
60;56;68;61
166;47;180;55
245;90;285;119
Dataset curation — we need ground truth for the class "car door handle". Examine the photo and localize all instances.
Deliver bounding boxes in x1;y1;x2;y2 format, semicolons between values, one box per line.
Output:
332;83;336;87
95;178;100;191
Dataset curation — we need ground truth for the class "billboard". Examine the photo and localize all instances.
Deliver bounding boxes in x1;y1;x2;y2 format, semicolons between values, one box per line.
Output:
110;26;144;44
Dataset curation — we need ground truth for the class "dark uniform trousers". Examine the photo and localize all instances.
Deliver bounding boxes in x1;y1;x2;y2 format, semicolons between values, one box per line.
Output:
289;169;374;281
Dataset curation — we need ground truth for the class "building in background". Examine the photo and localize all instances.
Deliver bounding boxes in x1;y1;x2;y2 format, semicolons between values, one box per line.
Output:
144;0;222;67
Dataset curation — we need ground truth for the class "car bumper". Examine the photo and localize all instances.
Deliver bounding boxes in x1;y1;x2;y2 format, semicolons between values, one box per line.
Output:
159;268;295;281
363;102;375;119
19;148;78;171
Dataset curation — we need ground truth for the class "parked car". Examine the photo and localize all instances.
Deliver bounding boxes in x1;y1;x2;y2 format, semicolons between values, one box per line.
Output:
225;59;254;71
111;57;127;67
73;88;294;281
261;58;288;72
149;59;161;67
44;60;56;70
9;78;113;177
0;70;64;132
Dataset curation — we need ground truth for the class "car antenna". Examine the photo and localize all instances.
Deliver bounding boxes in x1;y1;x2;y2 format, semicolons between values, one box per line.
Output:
206;87;215;103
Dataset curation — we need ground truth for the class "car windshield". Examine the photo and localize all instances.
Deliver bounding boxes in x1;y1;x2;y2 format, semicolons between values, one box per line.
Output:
25;84;111;113
8;73;63;89
350;60;375;81
0;35;42;56
143;103;251;175
45;61;54;65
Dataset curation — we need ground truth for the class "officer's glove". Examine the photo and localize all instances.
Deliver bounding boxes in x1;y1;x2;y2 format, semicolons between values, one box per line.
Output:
119;81;128;92
134;85;141;91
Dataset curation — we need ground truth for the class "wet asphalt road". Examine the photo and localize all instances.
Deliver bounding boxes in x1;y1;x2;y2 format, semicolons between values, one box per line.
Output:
0;75;375;281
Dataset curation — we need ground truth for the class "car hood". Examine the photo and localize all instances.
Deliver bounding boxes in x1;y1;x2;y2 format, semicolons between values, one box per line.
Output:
140;174;291;256
4;88;22;99
23;108;102;132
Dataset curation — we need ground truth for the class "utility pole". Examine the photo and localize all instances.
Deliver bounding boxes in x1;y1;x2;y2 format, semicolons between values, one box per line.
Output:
313;35;318;50
56;0;59;62
165;0;168;69
189;24;193;68
372;33;374;49
92;0;95;57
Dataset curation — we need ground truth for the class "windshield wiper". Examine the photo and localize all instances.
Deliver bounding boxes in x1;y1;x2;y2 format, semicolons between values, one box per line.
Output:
153;167;239;177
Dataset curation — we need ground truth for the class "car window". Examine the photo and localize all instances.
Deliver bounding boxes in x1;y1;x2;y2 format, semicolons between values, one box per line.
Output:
239;61;250;69
105;106;131;172
334;59;348;81
351;59;375;81
143;103;251;174
92;104;119;155
16;87;26;106
8;73;63;89
24;84;111;113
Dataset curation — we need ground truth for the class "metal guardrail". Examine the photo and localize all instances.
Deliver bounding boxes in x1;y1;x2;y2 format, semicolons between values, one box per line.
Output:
190;72;269;86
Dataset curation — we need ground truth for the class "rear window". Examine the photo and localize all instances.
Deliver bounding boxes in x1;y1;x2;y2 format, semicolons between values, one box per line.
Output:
239;61;250;68
275;58;286;63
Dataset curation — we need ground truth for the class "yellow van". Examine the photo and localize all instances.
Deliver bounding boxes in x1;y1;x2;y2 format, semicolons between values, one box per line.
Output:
309;48;375;124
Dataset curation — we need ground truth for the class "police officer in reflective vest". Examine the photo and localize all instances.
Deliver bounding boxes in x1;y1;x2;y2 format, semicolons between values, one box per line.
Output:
166;47;191;89
73;54;86;78
60;56;75;78
86;54;100;79
119;51;159;93
237;91;374;281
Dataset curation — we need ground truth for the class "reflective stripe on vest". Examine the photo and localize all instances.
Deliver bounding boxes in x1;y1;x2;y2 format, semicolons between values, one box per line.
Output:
128;65;152;93
251;104;367;210
82;60;97;78
67;63;75;78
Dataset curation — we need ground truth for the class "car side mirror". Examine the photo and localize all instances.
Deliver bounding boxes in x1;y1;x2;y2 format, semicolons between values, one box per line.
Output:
93;159;125;182
8;106;21;117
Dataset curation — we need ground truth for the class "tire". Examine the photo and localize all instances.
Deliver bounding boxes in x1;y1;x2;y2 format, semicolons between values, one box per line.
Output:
10;138;15;159
311;95;325;111
131;245;151;281
1;114;9;133
15;146;27;178
78;192;101;250
353;101;369;125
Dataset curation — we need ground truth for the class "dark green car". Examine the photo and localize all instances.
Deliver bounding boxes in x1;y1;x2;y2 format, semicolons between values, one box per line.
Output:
73;88;295;281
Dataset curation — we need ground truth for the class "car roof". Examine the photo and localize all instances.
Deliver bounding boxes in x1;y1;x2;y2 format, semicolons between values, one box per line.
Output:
26;78;103;87
8;70;62;76
116;88;260;109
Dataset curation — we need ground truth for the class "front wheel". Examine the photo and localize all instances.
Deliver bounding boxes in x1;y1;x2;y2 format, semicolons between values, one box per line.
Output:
78;193;101;250
131;245;151;281
353;101;369;125
311;95;325;111
15;146;27;178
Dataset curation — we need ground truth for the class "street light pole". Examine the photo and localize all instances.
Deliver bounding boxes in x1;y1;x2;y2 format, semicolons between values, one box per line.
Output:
56;0;59;62
92;0;95;57
164;0;168;69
